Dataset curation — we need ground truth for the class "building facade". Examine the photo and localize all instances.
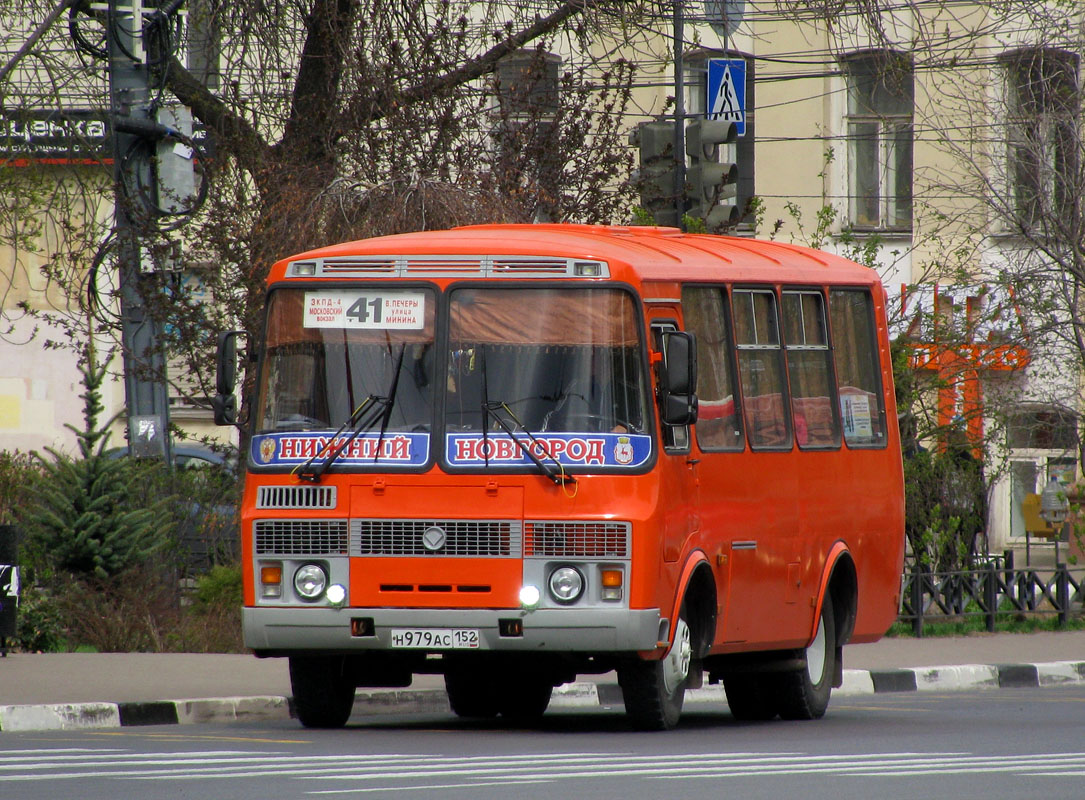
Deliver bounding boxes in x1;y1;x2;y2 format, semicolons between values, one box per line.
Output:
3;1;1083;556
626;2;1083;557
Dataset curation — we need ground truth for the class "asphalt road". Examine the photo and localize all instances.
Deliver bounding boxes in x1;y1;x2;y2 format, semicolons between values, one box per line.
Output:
3;686;1084;800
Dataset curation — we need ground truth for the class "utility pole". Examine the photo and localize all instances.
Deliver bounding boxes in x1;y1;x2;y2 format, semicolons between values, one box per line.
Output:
106;0;172;461
672;0;687;228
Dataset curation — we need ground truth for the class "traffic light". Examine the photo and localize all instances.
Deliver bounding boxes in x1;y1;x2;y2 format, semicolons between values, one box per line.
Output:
630;120;680;227
685;119;740;231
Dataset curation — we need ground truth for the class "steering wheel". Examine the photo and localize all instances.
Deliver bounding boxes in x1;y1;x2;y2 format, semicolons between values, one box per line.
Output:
275;413;327;430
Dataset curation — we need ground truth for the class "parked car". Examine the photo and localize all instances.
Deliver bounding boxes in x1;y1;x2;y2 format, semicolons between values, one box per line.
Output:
105;443;236;472
105;443;239;572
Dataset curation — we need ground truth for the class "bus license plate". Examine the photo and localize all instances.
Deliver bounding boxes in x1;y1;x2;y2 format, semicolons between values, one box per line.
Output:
389;628;480;649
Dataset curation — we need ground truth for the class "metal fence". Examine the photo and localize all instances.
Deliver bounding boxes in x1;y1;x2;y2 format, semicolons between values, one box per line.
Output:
899;557;1085;637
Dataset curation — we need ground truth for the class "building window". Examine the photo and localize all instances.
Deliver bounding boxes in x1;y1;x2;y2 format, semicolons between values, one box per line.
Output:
1007;405;1078;451
1004;48;1080;229
492;49;562;221
843;52;913;230
686;51;755;226
1006;404;1079;542
186;0;222;92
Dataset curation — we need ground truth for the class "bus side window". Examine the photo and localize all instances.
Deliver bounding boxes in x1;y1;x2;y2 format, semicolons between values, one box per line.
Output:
681;285;744;451
733;289;792;450
782;290;841;449
828;288;888;448
651;322;690;452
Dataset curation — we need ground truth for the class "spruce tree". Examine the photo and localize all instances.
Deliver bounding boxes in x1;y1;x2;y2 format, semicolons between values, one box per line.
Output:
24;343;169;579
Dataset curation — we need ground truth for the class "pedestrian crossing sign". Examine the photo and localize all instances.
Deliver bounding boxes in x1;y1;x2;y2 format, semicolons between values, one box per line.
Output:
707;58;746;135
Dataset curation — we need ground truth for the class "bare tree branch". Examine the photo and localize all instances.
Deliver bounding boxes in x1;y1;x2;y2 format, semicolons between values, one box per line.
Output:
281;0;357;163
351;0;591;127
164;0;595;191
0;0;75;85
164;54;270;180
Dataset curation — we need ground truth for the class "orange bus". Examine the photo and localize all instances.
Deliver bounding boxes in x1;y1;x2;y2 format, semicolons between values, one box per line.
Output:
214;224;905;731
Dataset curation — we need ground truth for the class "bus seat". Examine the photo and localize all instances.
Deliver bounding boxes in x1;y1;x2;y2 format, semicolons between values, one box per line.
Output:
793;396;835;447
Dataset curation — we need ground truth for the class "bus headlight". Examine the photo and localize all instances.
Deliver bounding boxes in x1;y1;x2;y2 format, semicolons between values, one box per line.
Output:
548;566;584;604
293;564;328;601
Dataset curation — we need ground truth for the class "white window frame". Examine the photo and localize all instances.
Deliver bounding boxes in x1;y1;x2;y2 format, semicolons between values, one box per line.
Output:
843;52;913;231
1003;47;1080;230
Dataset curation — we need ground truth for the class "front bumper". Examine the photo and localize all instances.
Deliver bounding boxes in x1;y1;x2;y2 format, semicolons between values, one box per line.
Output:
243;605;662;653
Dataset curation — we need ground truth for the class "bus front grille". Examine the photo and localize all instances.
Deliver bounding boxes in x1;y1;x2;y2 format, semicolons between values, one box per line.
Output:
254;519;350;555
351;519;522;557
286;256;610;279
256;485;337;510
524;521;632;559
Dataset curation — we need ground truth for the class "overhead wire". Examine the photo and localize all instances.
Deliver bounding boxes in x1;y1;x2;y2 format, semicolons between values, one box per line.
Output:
34;1;1072;206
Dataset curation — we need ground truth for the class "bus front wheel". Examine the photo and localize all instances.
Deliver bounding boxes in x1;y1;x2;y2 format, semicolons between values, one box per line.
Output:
776;596;836;720
498;678;553;722
619;613;692;731
289;656;356;728
445;668;553;721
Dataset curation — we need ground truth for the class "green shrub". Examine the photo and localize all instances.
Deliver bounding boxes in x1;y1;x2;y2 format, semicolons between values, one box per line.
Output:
25;453;173;580
3;342;242;652
194;563;243;609
21;352;172;580
13;583;66;652
0;450;39;527
172;562;244;653
51;567;180;652
123;456;240;574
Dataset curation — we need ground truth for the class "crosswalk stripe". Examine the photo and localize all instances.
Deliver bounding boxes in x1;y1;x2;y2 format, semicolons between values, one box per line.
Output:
310;779;555;794
0;751;764;781
5;749;1085;784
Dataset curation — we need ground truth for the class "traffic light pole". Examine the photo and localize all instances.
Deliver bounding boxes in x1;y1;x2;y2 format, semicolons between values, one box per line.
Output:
672;0;686;227
106;0;172;461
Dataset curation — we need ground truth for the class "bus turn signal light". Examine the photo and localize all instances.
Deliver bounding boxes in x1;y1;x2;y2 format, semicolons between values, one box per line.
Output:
261;564;282;598
601;569;623;601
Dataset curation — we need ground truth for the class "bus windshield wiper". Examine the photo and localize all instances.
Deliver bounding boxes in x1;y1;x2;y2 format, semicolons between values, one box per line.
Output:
482;401;576;487
478;344;573;487
294;345;406;483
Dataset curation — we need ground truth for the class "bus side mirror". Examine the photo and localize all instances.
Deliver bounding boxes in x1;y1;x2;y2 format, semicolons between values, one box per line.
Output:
213;330;245;426
661;331;699;426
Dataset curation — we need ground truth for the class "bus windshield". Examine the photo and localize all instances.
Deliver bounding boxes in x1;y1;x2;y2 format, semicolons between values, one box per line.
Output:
446;287;648;436
256;287;437;435
251;285;650;470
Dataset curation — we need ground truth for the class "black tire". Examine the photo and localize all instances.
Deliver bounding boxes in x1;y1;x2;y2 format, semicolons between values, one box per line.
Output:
776;596;837;720
289;656;356;729
444;668;500;718
722;673;779;721
619;613;692;731
498;679;553;722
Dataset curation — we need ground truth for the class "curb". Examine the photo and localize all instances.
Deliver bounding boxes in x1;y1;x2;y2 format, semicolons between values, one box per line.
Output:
0;696;292;733
2;661;1083;733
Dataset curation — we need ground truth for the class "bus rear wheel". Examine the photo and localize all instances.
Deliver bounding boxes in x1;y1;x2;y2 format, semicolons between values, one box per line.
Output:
619;613;691;731
776;596;836;720
289;656;356;729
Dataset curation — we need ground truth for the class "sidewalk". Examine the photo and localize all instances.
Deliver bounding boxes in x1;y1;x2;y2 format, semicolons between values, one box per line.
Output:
2;631;1084;732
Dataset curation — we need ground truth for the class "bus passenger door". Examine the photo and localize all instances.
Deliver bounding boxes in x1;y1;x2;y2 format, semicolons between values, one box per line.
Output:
651;319;700;563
